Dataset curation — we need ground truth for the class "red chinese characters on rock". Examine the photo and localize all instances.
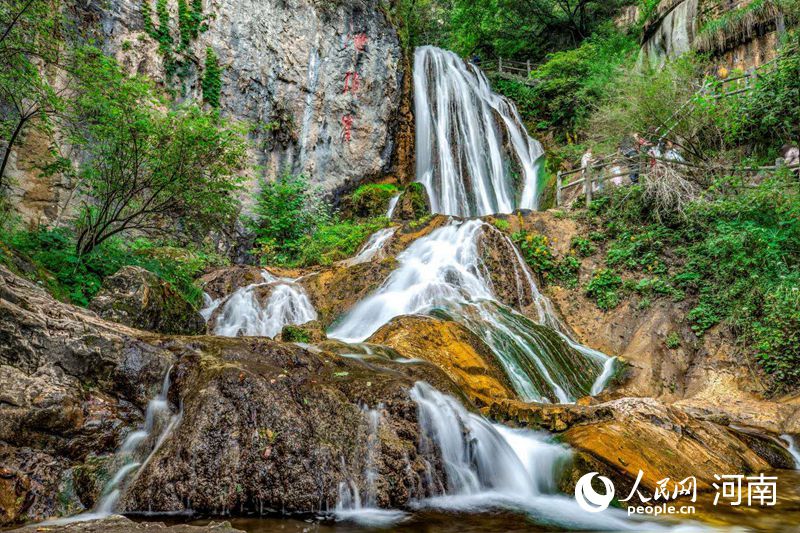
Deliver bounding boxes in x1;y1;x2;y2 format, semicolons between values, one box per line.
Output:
343;71;360;94
341;115;354;142
352;33;368;52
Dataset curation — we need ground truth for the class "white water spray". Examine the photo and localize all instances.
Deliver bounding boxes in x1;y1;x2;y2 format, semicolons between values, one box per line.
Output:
414;46;544;217
46;367;180;524
343;227;397;266
329;220;607;402
204;270;317;338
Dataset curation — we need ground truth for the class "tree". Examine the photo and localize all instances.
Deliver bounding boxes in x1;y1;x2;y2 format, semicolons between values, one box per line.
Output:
0;0;65;189
68;49;247;256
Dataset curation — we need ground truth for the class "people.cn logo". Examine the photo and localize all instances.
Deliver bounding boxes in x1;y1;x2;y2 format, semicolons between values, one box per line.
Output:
574;472;615;512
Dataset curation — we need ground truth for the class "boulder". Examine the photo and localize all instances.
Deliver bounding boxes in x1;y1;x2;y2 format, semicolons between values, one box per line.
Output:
391;183;431;221
368;315;517;405
197;266;272;300
120;336;464;515
89;266;205;335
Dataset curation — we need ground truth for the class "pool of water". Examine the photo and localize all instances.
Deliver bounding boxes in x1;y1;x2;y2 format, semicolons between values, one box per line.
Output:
138;470;800;533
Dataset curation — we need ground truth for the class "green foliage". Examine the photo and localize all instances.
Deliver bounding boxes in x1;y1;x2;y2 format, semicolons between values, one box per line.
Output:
526;29;637;138
202;47;222;108
512;230;580;287
446;0;634;63
250;174;393;267
351;183;399;217
665;331;681;349
0;0;66;188
491;218;511;232
292;218;389;267
0;227;223;306
69;48;246;256
281;325;311;343
570;235;596;257
586;268;622;310
715;32;800;152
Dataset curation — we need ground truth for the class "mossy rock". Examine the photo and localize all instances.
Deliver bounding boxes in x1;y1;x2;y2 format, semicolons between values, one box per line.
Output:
391;182;431;221
89;266;205;335
279;321;327;343
351;183;400;218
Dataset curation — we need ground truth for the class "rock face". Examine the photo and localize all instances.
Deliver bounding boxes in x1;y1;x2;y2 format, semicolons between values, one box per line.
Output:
368;315;518;405
0;265;174;525
639;0;785;71
105;0;404;200
121;336;462;514
90;266;205;335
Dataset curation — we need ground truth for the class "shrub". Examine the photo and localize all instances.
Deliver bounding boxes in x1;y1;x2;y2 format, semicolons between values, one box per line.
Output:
586;268;622;310
1;227;222;306
293;218;388;267
570;235;596;257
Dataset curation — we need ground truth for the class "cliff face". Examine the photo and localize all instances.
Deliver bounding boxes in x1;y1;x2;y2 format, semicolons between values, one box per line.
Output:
639;0;787;71
7;0;406;224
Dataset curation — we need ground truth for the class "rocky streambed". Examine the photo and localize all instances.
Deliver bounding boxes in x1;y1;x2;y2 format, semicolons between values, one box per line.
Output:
2;213;800;532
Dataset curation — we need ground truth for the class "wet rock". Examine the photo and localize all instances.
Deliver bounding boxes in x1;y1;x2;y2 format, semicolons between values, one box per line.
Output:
476;223;539;315
89;266;205;335
9;515;245;532
279;321;327;343
730;427;797;470
197;266;269;300
121;337;463;515
561;397;770;494
391;183;431;221
0;444;84;524
368;315;517;405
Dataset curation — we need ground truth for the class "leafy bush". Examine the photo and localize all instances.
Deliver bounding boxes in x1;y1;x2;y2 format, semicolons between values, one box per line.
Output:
293;218;388;267
586;268;623;310
249;174;390;267
512;230;579;287
1;227;222;306
570;236;596;257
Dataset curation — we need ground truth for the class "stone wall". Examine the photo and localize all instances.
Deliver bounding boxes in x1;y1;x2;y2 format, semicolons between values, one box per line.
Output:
5;0;407;225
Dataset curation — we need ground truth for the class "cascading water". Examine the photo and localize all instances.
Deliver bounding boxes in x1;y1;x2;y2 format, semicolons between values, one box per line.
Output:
335;405;408;526
343;227;397;266
328;220;609;403
203;270;317;339
406;382;654;530
414;46;544;217
782;435;800;468
46;367;180;524
385;194;400;219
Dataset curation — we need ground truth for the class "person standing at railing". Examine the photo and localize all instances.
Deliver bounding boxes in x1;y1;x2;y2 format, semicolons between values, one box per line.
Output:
782;144;799;174
581;148;599;193
620;133;652;184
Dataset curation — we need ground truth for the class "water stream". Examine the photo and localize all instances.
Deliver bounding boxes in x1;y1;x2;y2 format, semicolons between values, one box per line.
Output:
203;270;317;338
414;46;544;217
328;220;609;403
46;367;180;524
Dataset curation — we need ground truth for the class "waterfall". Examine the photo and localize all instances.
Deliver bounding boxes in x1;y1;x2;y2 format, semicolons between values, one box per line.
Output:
407;382;647;530
343;227;397;266
204;270;317;338
335;405;409;527
386;194;400;218
782;435;800;468
414;46;544;217
45;367;180;524
329;220;608;403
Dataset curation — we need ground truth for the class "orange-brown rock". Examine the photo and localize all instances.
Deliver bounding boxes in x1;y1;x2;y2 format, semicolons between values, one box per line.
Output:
368;315;517;405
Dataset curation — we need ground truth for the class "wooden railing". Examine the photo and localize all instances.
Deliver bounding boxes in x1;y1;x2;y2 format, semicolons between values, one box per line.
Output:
480;58;538;85
556;155;799;207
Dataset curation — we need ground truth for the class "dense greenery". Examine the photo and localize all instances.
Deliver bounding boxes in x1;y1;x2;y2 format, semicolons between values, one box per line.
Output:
69;49;246;257
202;47;223;108
0;227;225;306
249;174;389;267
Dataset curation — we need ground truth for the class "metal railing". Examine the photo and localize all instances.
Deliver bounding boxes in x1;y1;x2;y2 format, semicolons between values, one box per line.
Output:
556;154;799;207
